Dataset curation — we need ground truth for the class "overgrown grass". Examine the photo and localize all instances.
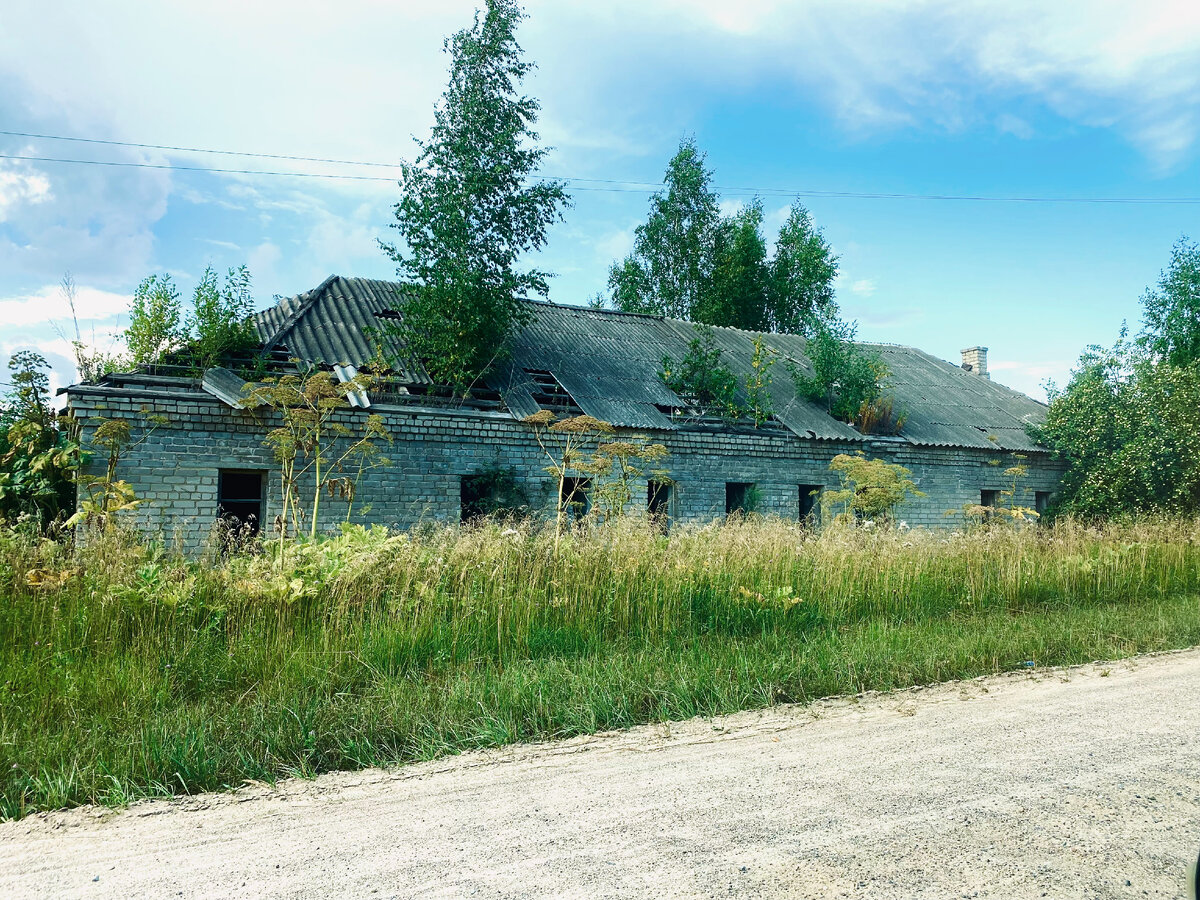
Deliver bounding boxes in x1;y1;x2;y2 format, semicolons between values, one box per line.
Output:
2;517;1198;819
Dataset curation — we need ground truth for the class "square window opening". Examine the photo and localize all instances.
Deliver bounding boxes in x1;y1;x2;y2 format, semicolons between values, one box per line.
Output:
980;489;1000;509
726;482;756;516
218;470;266;537
1035;491;1051;515
560;476;591;521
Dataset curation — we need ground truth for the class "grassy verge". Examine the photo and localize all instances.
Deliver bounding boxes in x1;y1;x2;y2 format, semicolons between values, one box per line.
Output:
2;517;1198;819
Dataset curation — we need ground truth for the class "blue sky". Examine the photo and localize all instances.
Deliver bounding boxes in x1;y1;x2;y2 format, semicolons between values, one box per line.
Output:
3;0;1199;400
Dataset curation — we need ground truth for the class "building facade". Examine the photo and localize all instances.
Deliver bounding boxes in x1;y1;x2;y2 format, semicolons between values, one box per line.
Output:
64;277;1065;549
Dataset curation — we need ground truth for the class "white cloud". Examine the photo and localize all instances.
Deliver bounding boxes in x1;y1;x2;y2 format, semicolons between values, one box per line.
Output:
0;283;130;329
987;358;1074;400
247;240;282;286
593;224;638;263
718;198;746;218
0;163;52;221
849;278;877;297
3;0;1196;186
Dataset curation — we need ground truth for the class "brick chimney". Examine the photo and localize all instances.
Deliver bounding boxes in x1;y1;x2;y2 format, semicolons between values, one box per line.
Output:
961;346;989;379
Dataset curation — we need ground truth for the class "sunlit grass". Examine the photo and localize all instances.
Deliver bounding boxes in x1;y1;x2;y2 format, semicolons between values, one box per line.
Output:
1;516;1198;819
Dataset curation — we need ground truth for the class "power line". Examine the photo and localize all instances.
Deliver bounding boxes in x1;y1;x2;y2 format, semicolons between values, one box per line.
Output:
3;131;1200;204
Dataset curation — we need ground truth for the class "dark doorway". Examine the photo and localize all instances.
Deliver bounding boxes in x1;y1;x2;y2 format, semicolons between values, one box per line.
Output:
218;470;265;535
648;479;671;530
798;484;822;523
980;489;1000;508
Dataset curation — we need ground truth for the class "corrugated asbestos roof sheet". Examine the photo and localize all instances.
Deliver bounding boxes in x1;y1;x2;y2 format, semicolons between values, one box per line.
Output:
249;276;1049;451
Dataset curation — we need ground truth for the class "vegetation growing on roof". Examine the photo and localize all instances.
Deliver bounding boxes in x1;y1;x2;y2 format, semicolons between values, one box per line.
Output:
790;318;900;434
659;325;743;420
657;323;777;426
379;0;569;392
120;265;258;374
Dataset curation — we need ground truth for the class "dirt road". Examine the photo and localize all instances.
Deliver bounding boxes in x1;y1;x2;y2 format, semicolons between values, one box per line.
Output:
4;649;1199;899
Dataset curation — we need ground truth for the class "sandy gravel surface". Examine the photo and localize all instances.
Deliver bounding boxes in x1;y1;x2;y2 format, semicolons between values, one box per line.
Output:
3;649;1199;899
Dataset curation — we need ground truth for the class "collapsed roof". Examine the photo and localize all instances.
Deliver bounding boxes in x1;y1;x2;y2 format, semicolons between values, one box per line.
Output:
250;275;1049;452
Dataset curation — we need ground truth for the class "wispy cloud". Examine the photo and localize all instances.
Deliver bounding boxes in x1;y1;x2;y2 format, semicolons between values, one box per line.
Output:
849;278;877;297
0;284;130;329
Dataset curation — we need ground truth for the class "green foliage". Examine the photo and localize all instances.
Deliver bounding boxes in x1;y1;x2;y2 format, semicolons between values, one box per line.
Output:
67;418;146;531
1037;238;1200;519
1138;236;1200;367
955;454;1041;528
1034;341;1200;518
744;336;776;427
823;453;924;523
767;203;839;334
0;352;81;529
696;199;770;331
522;411;614;540
185;266;258;372
125;274;183;367
4;518;1200;818
659;324;743;419
607;137;720;320
792;318;891;425
380;0;569;391
582;439;670;520
607;140;838;336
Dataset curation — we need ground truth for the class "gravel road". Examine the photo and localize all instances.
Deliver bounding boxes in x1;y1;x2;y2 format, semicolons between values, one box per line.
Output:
4;649;1199;899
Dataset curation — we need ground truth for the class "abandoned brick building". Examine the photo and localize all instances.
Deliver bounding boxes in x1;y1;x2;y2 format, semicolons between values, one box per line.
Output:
64;276;1064;548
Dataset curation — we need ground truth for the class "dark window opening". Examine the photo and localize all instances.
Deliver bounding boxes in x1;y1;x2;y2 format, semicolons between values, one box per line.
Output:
460;468;529;522
799;484;822;522
560;477;591;521
460;475;491;523
1035;491;1051;515
726;482;756;516
218;470;265;536
980;489;1000;509
648;479;671;530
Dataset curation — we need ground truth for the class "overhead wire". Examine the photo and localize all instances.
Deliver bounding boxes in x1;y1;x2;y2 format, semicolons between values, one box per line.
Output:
3;130;1200;204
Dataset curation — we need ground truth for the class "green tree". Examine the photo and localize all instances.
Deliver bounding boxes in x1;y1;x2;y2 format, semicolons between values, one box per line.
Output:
608;138;721;319
768;202;839;334
125;274;182;367
1034;239;1200;519
0;352;81;528
697;199;770;331
1033;339;1200;518
381;0;569;391
1139;236;1200;367
187;265;257;372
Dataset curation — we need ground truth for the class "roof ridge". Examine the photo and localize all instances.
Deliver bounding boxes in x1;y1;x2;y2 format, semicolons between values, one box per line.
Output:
260;274;339;353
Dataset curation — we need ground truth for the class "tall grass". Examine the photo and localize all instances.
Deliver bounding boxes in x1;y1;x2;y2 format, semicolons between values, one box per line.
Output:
1;517;1198;819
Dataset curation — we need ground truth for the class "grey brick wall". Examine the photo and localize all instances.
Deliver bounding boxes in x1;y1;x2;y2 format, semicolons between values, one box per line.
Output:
68;385;1066;551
